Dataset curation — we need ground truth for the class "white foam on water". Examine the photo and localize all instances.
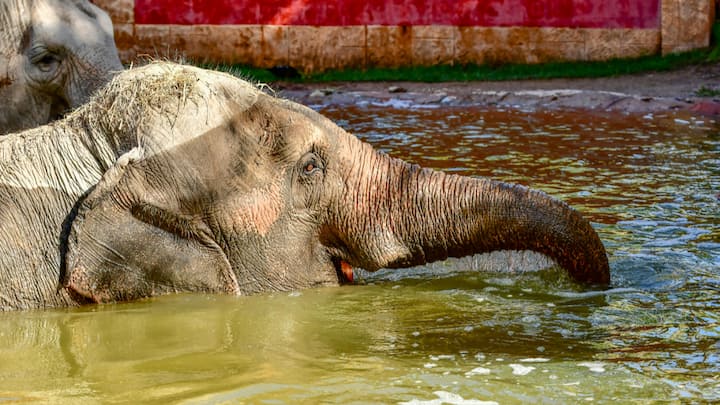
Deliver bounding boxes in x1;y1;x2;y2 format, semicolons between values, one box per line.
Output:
510;364;536;375
369;99;442;110
371;99;413;109
400;391;499;405
579;361;606;373
552;287;639;299
465;367;491;376
430;354;456;361
520;358;550;363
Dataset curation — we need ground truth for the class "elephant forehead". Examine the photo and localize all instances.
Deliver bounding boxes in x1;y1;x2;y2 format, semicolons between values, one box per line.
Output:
273;109;334;160
80;0;116;39
32;0;106;41
31;1;70;37
303;120;333;147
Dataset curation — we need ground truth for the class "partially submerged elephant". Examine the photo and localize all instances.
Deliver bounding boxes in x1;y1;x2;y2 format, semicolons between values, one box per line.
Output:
0;0;123;134
0;62;610;310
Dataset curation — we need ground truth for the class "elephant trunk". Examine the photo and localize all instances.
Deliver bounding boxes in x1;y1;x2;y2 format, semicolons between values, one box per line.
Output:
329;140;610;286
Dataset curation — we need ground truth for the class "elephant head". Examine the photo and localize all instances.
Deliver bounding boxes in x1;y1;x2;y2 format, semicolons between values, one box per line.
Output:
63;64;610;303
0;0;122;134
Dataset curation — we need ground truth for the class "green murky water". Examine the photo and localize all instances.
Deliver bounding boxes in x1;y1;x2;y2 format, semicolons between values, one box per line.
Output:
1;107;718;403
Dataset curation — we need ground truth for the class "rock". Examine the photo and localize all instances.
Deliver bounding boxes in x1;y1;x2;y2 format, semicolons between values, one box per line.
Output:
440;95;457;104
674;97;694;104
690;100;720;116
388;86;407;93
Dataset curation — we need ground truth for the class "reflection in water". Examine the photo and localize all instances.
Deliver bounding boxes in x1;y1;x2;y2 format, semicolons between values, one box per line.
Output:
0;107;718;403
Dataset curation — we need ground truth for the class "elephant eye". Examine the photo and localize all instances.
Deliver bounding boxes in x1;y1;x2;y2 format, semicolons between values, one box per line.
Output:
36;55;59;71
29;46;62;74
300;152;324;176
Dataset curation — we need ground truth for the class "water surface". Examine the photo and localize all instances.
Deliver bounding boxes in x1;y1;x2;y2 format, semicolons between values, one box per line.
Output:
1;106;717;403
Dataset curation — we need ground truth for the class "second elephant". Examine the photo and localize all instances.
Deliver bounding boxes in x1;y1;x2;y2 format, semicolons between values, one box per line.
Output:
0;0;123;134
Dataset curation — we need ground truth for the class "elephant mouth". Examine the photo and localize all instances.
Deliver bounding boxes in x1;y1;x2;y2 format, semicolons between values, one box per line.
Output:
333;258;354;284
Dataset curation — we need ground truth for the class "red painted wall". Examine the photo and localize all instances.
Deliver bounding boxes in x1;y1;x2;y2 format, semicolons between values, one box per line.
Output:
135;0;660;29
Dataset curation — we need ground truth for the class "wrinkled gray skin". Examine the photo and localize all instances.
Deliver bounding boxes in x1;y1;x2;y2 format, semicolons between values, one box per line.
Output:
0;63;610;310
0;0;122;134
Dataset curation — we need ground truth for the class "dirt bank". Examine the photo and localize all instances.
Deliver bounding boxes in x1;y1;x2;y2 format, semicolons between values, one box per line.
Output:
276;62;720;116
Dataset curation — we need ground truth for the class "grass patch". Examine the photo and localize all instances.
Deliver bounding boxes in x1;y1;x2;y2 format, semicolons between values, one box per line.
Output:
307;51;711;82
209;21;720;83
696;85;720;97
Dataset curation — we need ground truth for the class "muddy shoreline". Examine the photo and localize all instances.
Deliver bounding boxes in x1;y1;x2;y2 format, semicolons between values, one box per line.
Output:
275;63;720;117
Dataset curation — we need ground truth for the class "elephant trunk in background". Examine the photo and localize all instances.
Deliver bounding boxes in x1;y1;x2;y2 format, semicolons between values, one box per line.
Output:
328;136;610;286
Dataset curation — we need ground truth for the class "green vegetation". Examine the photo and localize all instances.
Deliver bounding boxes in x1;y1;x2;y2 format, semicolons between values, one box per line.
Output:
696;85;720;97
213;22;720;83
308;51;712;82
707;20;720;62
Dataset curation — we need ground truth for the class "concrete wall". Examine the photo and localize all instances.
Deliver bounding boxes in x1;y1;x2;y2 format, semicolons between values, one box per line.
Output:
94;0;715;74
662;0;716;54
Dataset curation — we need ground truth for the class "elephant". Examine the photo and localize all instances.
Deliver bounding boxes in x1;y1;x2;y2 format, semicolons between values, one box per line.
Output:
0;62;610;310
0;0;123;134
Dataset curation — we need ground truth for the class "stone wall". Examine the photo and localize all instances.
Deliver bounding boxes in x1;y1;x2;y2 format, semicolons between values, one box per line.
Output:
661;0;715;54
93;0;715;74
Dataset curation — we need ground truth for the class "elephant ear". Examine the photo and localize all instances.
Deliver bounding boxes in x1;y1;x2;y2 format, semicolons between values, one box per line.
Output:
64;148;240;303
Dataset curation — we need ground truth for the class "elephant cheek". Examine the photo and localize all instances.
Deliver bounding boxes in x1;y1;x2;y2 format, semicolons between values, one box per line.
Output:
224;183;283;237
2;86;53;133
